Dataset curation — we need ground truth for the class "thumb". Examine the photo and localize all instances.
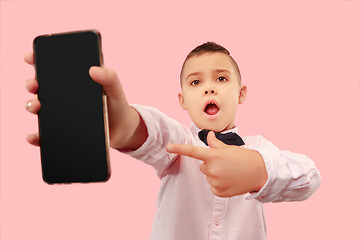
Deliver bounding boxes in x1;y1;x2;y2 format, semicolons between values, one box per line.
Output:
89;66;126;101
207;131;226;149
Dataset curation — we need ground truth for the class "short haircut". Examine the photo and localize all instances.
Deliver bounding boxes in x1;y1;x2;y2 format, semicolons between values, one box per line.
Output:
180;42;242;86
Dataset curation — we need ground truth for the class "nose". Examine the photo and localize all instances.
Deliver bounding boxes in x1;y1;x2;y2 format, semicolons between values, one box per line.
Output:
204;87;217;95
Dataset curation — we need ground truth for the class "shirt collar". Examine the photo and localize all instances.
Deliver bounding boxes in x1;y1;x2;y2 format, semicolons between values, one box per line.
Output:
189;122;238;136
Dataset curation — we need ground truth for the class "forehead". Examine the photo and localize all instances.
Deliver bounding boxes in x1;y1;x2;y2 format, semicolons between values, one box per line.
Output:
181;52;235;80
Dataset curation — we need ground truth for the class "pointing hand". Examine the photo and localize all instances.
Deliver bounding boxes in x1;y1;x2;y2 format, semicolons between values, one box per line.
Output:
166;131;268;198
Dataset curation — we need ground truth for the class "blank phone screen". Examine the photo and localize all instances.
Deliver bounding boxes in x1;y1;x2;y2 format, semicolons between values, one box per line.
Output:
33;30;110;184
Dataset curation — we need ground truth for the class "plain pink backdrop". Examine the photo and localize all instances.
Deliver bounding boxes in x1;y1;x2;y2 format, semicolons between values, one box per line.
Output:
1;0;359;239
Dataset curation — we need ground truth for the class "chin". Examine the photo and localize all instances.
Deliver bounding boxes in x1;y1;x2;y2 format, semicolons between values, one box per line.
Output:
195;120;231;132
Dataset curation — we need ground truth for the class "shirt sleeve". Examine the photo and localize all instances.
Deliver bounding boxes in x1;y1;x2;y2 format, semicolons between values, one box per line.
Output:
117;104;191;178
246;135;321;203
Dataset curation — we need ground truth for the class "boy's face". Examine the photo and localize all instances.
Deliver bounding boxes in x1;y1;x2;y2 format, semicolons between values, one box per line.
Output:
179;52;247;132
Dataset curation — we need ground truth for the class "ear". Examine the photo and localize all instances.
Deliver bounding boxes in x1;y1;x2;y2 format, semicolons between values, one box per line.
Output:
238;85;247;104
178;92;187;110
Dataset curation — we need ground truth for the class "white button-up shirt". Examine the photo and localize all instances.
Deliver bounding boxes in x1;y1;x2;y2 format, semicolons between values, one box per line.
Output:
120;104;321;240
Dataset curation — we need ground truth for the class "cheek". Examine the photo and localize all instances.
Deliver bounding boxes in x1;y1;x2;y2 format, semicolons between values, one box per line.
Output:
221;96;240;119
224;101;238;117
223;91;240;108
188;101;202;114
182;94;201;112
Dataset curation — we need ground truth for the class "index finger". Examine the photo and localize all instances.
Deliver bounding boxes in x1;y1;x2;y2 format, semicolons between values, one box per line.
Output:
166;144;214;162
24;52;34;65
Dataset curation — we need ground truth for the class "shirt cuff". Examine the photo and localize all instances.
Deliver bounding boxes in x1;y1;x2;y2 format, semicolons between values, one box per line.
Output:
244;146;289;202
116;105;152;155
116;104;160;158
245;146;272;201
116;104;179;178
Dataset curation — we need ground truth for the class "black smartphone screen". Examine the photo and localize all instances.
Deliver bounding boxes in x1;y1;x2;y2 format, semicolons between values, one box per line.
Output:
33;30;110;184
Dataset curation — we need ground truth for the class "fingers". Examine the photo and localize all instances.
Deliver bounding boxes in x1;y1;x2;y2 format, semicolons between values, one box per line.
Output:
25;99;41;114
24;51;39;147
25;78;38;94
24;53;39;112
89;66;126;101
25;78;40;113
24;52;34;65
26;133;40;146
166;144;214;162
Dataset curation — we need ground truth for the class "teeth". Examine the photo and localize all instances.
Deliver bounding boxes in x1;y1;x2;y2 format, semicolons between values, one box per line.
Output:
205;103;215;108
204;102;218;112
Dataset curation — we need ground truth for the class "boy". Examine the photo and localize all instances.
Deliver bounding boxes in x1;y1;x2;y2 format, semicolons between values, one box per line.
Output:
25;42;321;240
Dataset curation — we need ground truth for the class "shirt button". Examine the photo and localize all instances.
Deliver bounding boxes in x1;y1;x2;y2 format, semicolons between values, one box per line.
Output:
214;219;221;226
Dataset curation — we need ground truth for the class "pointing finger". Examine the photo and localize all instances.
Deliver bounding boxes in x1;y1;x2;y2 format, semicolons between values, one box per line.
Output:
166;144;214;162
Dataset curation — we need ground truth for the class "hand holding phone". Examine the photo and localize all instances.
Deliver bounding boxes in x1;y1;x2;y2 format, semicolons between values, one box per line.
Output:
32;30;110;184
26;30;148;184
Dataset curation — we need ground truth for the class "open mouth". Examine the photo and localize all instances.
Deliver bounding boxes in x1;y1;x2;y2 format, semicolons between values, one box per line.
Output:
204;102;220;115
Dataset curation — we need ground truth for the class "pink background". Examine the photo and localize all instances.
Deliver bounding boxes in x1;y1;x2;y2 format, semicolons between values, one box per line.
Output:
1;0;359;239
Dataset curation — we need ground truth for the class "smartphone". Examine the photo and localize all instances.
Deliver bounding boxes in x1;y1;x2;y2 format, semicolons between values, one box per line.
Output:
33;30;110;184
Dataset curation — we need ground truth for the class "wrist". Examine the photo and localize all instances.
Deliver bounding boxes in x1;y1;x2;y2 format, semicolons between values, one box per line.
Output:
109;106;138;148
249;150;268;192
110;106;148;150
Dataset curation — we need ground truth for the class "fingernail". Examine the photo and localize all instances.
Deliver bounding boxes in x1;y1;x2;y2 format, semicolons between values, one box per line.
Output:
26;101;32;111
92;66;103;74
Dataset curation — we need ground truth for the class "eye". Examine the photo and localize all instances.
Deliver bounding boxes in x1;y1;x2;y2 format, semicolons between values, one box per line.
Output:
216;76;228;82
190;80;201;86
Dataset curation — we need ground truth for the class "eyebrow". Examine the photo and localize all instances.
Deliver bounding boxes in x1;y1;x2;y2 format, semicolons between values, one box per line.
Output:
185;72;202;80
213;69;231;75
185;69;231;80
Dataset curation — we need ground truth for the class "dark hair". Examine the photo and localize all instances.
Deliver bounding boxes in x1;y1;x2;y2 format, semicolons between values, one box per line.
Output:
180;42;242;85
186;42;230;57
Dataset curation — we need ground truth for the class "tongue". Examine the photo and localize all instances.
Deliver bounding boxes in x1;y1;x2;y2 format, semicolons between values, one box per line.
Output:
205;104;219;115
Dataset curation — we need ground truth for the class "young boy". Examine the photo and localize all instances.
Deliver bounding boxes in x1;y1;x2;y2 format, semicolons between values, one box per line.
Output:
25;42;321;240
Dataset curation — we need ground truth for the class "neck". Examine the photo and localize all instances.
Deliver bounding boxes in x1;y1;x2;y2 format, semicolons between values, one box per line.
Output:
190;122;238;135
